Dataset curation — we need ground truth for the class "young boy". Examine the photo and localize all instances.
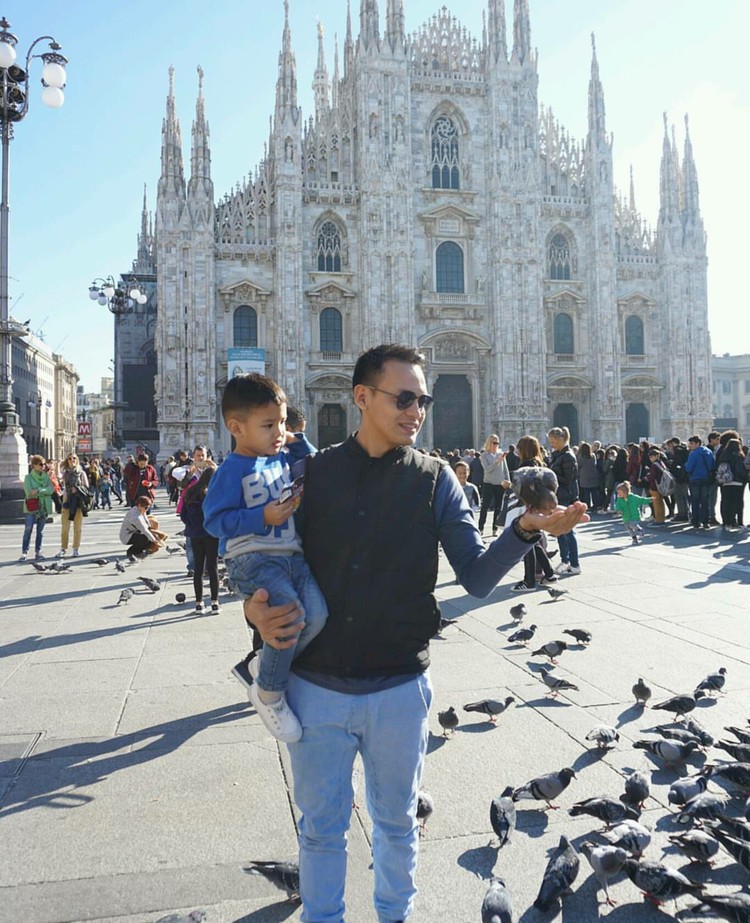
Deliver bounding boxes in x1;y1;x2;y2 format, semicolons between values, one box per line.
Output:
614;481;652;545
454;460;480;515
203;373;328;744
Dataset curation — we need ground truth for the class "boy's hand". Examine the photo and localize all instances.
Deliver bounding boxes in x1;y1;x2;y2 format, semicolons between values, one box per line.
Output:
243;589;303;650
264;496;295;526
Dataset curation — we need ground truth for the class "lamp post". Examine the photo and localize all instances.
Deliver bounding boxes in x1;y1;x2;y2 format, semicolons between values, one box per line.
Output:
0;17;67;518
88;276;146;456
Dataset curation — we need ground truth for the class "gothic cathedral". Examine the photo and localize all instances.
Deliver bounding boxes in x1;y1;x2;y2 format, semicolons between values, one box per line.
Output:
150;0;712;458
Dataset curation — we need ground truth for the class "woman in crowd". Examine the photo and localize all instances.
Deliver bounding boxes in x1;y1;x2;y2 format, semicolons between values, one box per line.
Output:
715;436;747;531
57;453;89;558
577;442;599;512
547;426;581;575
478;434;511;537
625;443;642;495
46;458;63;514
20;455;54;561
646;447;668;525
510;435;558;592
180;465;221;613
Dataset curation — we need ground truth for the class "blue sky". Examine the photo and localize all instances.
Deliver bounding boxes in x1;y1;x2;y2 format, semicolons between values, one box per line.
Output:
5;0;749;391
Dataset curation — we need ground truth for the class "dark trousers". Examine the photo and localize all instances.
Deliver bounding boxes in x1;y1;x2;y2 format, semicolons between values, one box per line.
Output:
127;533;151;555
478;483;505;533
689;479;710;527
190;535;219;602
523;544;554;588
720;485;744;527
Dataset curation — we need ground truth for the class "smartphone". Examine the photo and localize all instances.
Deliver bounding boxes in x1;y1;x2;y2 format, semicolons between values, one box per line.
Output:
279;475;304;504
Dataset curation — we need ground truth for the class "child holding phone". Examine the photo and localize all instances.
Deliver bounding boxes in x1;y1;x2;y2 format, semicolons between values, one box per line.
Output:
203;373;328;744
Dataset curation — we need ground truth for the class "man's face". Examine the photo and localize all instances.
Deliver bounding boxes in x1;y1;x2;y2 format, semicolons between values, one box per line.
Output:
193;448;207;468
137;459;148;470
355;360;429;452
689;441;700;452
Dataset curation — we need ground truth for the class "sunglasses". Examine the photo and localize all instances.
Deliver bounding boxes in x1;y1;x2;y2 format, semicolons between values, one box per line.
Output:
365;385;434;412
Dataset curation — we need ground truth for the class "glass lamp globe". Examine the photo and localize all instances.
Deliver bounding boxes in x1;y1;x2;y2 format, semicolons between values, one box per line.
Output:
102;284;115;298
0;41;17;69
129;287;140;299
127;298;135;309
137;293;148;304
97;294;108;306
41;85;64;108
88;286;100;301
41;61;66;88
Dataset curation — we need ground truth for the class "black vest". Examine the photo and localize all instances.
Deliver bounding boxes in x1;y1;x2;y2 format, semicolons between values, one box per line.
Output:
296;437;444;678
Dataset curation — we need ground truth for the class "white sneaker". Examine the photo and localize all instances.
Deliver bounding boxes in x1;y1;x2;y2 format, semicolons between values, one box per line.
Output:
554;563;571;575
567;565;582;575
56;549;66;559
72;549;80;557
248;685;302;743
19;552;27;561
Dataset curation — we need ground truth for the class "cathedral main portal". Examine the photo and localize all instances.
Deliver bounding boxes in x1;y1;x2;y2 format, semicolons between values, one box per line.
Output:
432;375;473;452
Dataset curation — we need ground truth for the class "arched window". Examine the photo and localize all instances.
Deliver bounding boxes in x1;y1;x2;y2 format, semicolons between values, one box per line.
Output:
625;315;644;355
553;404;579;446
553;313;574;355
317;220;342;272
233;305;258;347
431;116;460;190
435;241;464;293
548;233;571;280
320;307;343;353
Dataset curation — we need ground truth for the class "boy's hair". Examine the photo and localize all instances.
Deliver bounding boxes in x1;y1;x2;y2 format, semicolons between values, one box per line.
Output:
286;404;306;431
222;373;286;421
137;453;149;462
352;344;425;389
454;460;469;472
616;481;631;494
688;435;702;445
135;496;151;508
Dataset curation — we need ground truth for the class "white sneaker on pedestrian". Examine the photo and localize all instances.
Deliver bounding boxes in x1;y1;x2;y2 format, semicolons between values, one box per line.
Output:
19;552;27;561
567;565;581;575
554;563;571;575
56;549;66;559
72;549;80;557
248;685;302;743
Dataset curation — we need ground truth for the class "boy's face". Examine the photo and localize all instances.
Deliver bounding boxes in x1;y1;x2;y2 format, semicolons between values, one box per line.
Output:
455;466;468;485
228;402;287;457
617;488;627;499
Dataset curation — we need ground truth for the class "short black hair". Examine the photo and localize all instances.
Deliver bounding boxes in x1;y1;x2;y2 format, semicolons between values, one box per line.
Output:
222;373;286;421
137;453;149;462
286;404;306;431
688;435;702;445
352;344;426;389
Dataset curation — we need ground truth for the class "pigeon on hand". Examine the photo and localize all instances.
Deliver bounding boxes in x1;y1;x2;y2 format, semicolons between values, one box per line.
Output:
632;677;652;706
463;696;515;724
437;707;459;737
668;830;720;865
682;893;750;923
117;588;134;605
715;739;750;762
585;725;619;749
709;762;750;790
622;770;650;810
512;767;576;810
652;694;698;717
726;726;750;745
569;796;639;827
694;666;727;697
684;716;714;748
490;786;516;848
546;586;568;601
115;560;126;574
138;576;161;593
481;877;513;923
507;623;537;645
532;639;568;664
602;819;652;857
509;603;527;622
93;558;109;566
539;667;579;697
416;790;433;836
623;858;703;905
580;841;628;906
633;739;699;765
31;562;49;573
676;791;731;825
244;860;300;901
562;628;592;645
534;835;580;912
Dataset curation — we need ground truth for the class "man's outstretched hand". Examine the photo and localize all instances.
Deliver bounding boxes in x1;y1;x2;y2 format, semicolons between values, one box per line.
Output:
242;589;304;650
518;501;590;536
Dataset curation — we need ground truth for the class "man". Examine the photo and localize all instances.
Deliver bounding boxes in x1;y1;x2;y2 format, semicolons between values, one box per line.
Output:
123;453;158;508
707;430;722;524
243;344;588;923
685;435;715;530
665;437;689;521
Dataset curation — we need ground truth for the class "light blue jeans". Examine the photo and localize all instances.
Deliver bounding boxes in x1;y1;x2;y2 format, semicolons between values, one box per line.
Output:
22;512;46;554
226;551;328;692
287;672;433;923
557;529;579;567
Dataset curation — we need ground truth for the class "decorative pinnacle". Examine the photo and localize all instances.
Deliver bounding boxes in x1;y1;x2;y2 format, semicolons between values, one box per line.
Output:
197;64;204;95
168;64;174;97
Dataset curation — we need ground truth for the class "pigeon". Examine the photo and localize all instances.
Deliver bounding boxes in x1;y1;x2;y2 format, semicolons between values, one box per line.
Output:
546;586;568;601
716;740;750;763
30;561;49;573
539;667;579;697
562;628;592;645
683;893;750;923
633;739;700;765
438;616;458;632
117;588;134;606
175;592;187;604
621;770;650;810
669;769;711;806
166;545;183;554
507;623;537;645
512;767;576;810
115;560;126;574
532;639;568;664
534;835;580;912
677;791;731;825
668;830;720;865
704;825;750;874
244;860;300;901
416;791;433;836
580;841;628;906
509;603;527;622
623;858;703;904
727;726;750;746
715;815;750;843
49;561;72;573
585;725;619;749
655;726;703;747
695;667;727;697
684;716;715;748
569;796;639;827
93;558;109;566
154;912;206;923
463;696;515;724
490;787;516;848
602;819;652;857
138;576;161;593
481;877;513;923
710;762;750;791
652;694;698;718
632;677;652;706
437;707;458;737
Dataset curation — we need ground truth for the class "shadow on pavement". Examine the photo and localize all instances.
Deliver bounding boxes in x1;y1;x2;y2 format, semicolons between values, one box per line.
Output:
456;842;498;879
232;900;299;922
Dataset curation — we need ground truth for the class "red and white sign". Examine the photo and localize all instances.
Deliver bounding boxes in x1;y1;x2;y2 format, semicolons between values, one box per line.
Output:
78;421;92;437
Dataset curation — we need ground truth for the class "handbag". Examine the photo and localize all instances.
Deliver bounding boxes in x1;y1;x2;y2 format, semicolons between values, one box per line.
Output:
26;497;40;512
76;484;92;514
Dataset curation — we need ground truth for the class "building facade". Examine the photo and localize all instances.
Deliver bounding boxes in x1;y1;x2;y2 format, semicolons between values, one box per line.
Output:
151;0;712;457
53;354;79;460
712;353;750;436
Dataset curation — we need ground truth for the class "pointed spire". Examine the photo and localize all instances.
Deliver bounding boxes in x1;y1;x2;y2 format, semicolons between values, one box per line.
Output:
682;113;701;221
313;20;329;121
332;33;340;109
487;0;507;65
658;113;680;226
189;64;212;197
344;0;355;73
275;0;299;123
587;33;606;142
629;165;636;212
159;65;185;199
511;0;531;64
386;0;405;52
359;0;380;53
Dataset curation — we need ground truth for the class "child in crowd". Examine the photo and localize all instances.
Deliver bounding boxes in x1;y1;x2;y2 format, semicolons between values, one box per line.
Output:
454;460;480;515
614;481;652;545
99;469;113;510
203;373;328;744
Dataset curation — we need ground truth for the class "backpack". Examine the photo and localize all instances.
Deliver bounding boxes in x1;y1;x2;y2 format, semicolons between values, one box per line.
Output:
715;461;733;486
657;465;676;497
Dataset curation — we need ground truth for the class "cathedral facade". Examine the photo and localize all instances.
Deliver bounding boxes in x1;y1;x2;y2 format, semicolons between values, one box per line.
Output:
151;0;712;459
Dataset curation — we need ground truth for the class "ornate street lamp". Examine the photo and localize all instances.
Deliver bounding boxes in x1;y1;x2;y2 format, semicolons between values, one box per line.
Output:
0;17;67;517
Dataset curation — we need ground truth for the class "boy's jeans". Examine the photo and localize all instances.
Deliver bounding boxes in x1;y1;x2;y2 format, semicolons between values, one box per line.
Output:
226;551;328;693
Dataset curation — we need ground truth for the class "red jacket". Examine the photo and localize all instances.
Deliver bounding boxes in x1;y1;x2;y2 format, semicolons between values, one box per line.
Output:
124;462;158;504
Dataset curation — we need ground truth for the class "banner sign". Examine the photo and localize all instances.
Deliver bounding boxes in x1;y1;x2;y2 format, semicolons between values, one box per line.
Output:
227;347;265;378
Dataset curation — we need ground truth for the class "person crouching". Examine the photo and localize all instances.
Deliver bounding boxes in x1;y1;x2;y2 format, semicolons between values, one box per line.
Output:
119;496;168;558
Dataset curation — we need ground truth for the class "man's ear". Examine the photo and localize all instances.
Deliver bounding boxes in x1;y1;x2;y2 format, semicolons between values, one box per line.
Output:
352;385;368;412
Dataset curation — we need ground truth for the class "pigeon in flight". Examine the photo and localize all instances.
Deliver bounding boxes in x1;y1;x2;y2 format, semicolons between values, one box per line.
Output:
481;877;513;923
632;677;652;706
668;830;719;865
463;696;515;724
532;639;568;664
585;725;619;749
138;576;161;593
507;623;537;645
244;860;300;901
539;667;579;697
602;819;652;858
490;786;516;848
512;767;576;810
622;858;702;905
580;841;627;906
534;835;580;912
546;586;568;601
509;603;527;622
437;707;459;737
562;627;591;645
117;588;134;606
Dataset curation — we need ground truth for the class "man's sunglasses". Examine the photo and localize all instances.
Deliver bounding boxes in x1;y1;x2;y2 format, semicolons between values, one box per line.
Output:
365;385;434;412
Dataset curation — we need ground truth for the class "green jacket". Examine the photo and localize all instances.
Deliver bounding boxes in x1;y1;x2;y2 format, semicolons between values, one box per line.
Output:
615;493;652;523
23;469;53;517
